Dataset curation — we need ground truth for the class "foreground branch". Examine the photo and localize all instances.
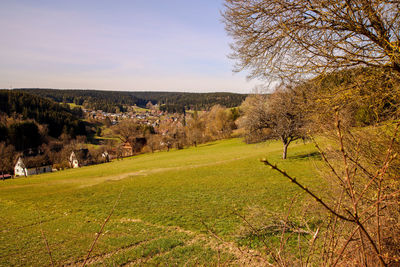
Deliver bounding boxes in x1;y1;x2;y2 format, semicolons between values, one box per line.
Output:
261;158;355;223
81;187;124;267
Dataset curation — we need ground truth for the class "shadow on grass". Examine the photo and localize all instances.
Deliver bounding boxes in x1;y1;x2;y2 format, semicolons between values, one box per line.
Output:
289;151;321;160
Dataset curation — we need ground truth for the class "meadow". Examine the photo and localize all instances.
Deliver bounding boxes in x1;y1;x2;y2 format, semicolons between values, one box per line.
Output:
0;138;324;266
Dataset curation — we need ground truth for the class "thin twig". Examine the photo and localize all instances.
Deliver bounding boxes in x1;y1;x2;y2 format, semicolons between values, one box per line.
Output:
261;158;354;222
335;114;388;267
279;194;299;253
233;212;278;265
36;207;55;267
332;223;362;267
331;208;379;267
297;233;303;266
81;187;124;267
305;227;319;267
335;114;357;211
312;136;347;188
200;221;224;242
355;122;399;206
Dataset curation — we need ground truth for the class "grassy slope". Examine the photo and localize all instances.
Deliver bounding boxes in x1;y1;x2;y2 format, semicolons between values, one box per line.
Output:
0;138;323;266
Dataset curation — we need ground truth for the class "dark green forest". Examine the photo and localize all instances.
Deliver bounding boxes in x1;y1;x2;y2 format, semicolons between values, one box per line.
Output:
0;90;87;151
16;89;247;113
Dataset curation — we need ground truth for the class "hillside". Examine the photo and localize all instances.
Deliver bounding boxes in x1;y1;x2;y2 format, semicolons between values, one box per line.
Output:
0;138;323;266
0;90;89;156
16;89;248;113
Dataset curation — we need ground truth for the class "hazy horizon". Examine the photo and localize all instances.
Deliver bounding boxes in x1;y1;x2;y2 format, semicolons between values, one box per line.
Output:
7;87;249;94
0;0;261;94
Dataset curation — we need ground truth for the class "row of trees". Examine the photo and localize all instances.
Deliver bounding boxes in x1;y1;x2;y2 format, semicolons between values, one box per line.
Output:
19;89;247;113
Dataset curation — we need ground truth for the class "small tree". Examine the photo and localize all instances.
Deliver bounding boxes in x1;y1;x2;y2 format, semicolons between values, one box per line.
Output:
145;133;161;153
112;119;144;149
158;118;187;151
240;88;306;159
205;105;235;140
186;111;206;147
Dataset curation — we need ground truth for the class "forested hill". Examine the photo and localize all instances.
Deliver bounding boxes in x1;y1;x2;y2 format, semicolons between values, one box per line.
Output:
0;90;86;140
15;89;247;113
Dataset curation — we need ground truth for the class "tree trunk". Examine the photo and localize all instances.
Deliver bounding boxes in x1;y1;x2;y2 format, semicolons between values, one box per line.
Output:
282;142;289;159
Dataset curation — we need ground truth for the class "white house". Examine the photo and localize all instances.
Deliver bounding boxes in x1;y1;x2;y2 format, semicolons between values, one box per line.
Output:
14;157;52;177
69;149;91;168
14;157;27;176
101;151;110;162
69;151;80;168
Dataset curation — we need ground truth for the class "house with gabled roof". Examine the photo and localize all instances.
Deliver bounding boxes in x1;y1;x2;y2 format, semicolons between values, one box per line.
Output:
14;155;52;177
121;138;147;157
69;149;91;168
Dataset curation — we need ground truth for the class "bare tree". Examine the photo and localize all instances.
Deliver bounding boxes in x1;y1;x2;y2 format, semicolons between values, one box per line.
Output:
0;142;16;177
145;133;161;153
112;120;144;148
238;94;271;143
186;111;206;147
240;89;306;159
158;119;186;151
205;105;235;140
223;0;400;81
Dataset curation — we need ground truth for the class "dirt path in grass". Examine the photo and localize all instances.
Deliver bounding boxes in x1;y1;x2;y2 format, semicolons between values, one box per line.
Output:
136;218;270;267
64;217;269;266
1;155;255;191
78;156;252;188
63;238;158;267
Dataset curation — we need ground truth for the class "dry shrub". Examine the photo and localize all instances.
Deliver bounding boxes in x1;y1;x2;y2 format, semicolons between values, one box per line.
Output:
261;116;400;266
237;198;325;266
318;121;400;266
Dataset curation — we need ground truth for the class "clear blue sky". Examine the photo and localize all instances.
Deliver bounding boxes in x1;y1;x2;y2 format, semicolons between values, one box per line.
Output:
0;0;259;93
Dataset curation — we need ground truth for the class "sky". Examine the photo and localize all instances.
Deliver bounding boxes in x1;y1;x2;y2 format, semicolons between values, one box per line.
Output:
0;0;261;93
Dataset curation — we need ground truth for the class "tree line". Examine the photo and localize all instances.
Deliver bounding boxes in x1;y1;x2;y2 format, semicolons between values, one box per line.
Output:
16;89;247;113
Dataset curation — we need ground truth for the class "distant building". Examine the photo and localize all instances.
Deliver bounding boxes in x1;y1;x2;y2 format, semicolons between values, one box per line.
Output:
101;151;110;162
146;101;154;110
14;156;52;177
121;138;147;157
0;174;12;180
69;151;79;168
69;149;91;168
121;142;134;157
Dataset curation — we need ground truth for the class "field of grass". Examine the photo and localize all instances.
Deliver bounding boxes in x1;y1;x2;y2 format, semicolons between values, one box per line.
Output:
133;106;150;113
63;102;84;109
0;138;324;266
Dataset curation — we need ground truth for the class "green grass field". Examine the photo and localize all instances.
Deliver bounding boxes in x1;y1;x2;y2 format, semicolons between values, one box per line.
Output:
62;102;84;109
0;138;323;266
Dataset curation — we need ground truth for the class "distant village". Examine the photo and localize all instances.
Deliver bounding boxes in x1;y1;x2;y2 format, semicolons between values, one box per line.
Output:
0;87;241;181
2;101;198;180
87;101;159;125
85;101;183;128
